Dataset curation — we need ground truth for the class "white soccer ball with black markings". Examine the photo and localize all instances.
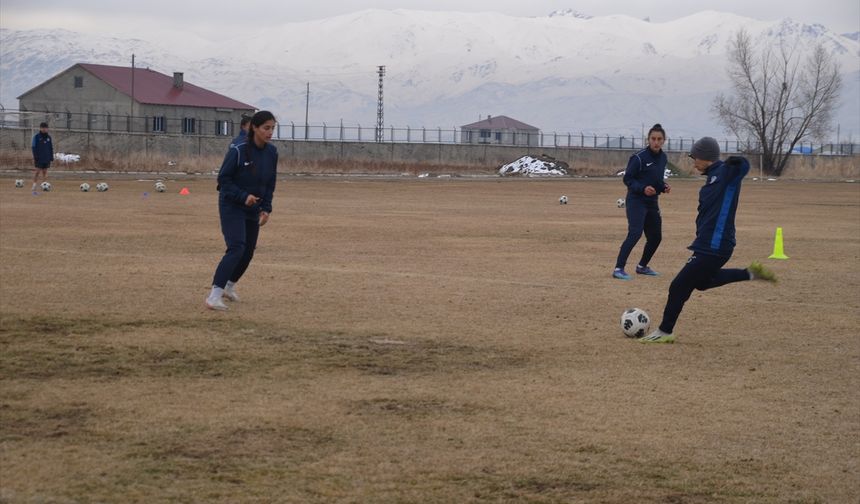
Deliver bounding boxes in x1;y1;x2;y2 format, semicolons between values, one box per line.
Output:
15;179;24;188
559;195;568;205
96;182;109;192
617;198;626;209
621;308;650;338
154;181;166;192
40;181;52;192
80;182;91;192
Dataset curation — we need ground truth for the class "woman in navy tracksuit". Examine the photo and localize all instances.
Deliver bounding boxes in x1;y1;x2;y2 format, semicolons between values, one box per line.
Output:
205;111;278;311
641;137;776;343
613;123;671;280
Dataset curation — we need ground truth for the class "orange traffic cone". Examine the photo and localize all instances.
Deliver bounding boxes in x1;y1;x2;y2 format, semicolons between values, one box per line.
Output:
179;187;190;195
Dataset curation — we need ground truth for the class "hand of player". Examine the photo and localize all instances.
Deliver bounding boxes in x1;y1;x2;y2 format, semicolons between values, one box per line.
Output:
663;183;671;194
259;211;269;227
245;194;260;207
644;186;657;196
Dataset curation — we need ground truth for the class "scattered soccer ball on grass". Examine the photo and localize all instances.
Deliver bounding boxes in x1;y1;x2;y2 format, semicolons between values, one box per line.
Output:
40;181;52;192
15;179;24;188
96;182;109;192
616;198;626;208
559;195;568;205
621;308;650;338
80;183;91;192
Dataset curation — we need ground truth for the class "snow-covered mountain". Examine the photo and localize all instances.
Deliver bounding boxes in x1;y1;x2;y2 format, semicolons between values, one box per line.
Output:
1;9;858;139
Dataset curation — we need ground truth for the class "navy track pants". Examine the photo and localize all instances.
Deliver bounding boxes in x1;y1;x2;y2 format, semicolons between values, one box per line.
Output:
658;253;750;334
212;202;260;288
615;197;662;270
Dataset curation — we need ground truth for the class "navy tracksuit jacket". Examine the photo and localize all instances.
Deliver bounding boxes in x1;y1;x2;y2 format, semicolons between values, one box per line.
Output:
32;132;53;167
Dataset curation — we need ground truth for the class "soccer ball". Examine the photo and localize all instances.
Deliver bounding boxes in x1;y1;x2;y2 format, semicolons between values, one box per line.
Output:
154;182;166;192
616;198;626;209
559;195;568;205
96;182;109;192
80;182;91;192
40;181;52;192
621;308;650;338
15;179;24;188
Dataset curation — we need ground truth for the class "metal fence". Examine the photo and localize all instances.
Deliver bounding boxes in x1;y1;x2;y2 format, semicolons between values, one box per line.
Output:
2;109;856;156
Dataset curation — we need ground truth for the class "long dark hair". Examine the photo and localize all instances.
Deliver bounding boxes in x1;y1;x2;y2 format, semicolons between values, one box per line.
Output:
245;110;277;173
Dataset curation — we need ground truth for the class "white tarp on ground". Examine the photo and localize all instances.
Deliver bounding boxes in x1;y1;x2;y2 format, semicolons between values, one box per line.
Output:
499;155;568;177
55;153;81;163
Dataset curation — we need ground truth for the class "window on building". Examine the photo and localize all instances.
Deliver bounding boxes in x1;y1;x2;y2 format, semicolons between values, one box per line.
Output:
152;116;166;133
215;120;229;136
74;76;83;88
182;117;196;134
495;132;502;142
480;129;491;138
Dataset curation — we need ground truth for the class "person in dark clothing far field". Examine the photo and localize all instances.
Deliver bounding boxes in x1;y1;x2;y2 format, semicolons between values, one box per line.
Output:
31;122;53;191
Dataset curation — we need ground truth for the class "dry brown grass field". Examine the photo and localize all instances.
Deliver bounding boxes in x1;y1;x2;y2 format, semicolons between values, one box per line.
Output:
1;174;858;503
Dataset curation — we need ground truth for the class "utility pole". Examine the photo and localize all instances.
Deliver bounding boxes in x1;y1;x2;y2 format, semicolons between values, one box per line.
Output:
131;54;135;119
376;65;385;143
305;82;310;140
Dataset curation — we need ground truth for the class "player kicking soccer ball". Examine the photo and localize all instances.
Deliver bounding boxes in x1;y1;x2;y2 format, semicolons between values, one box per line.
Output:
641;137;776;344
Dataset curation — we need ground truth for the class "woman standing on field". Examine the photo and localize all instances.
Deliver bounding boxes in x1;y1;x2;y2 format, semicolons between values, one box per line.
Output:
205;111;278;311
613;123;671;280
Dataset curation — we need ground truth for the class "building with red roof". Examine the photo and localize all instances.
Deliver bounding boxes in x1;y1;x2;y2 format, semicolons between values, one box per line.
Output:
17;63;255;136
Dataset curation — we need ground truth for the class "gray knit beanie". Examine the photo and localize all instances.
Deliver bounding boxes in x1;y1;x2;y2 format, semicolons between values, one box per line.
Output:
689;137;720;161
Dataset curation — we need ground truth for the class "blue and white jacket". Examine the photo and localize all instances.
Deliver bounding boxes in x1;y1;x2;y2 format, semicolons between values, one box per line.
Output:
623;148;668;202
689;156;750;258
217;140;277;216
32;132;53;165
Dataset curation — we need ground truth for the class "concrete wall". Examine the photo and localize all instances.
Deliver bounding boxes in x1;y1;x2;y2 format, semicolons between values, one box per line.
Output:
1;127;857;179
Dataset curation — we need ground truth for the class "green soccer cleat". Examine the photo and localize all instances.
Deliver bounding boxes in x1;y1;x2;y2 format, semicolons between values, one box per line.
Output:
639;329;676;344
748;261;777;282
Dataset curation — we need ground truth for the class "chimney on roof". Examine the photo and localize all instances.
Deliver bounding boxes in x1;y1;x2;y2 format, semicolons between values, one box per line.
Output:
173;72;184;89
488;115;492;121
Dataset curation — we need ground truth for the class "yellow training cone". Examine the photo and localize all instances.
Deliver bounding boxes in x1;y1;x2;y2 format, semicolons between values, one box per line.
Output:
768;227;789;259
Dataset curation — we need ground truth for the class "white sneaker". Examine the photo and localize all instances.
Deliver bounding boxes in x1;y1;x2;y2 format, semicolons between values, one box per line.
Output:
205;296;228;311
222;287;240;302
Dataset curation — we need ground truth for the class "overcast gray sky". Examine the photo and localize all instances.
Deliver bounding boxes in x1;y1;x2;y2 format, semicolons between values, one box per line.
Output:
2;0;859;38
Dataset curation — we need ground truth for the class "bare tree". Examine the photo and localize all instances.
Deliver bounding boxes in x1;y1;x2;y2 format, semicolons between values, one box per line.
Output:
713;29;842;176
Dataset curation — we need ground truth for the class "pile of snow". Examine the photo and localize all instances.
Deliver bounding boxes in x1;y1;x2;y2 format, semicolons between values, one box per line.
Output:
55;152;80;163
499;155;569;177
